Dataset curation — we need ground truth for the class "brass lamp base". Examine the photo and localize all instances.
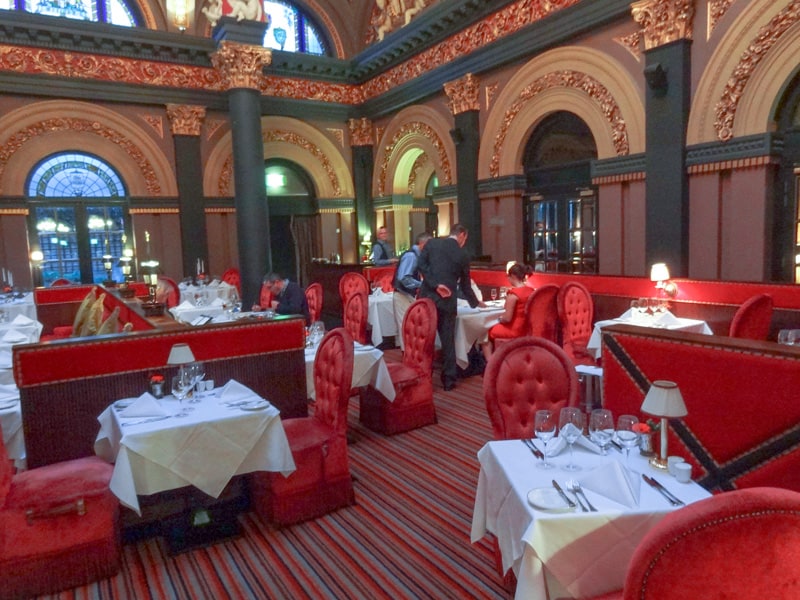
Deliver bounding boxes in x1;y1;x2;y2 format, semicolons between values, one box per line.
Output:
649;456;669;470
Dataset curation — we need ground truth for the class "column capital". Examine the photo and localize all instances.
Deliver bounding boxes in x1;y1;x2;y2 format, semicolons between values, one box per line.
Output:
166;104;206;136
631;0;695;51
444;73;480;116
348;118;374;147
211;41;272;91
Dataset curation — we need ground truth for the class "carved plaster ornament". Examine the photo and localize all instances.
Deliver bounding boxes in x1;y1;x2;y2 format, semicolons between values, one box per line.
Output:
630;0;695;50
202;0;265;26
211;41;272;91
348;117;374;146
166;104;206;136
444;73;480;115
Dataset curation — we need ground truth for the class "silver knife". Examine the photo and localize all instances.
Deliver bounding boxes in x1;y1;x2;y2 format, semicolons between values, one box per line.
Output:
121;415;172;427
642;474;684;506
551;480;576;508
522;439;544;460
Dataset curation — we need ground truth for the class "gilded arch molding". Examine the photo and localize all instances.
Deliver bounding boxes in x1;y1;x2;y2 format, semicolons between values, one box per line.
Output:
205;116;353;198
0;100;176;196
689;0;800;144
375;106;454;198
480;46;644;179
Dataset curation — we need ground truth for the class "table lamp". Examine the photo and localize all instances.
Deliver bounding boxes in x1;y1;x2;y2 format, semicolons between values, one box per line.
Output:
641;380;687;469
650;263;678;298
167;343;195;380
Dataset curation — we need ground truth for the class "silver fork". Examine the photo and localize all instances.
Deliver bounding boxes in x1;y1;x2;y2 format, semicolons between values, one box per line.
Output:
567;479;598;512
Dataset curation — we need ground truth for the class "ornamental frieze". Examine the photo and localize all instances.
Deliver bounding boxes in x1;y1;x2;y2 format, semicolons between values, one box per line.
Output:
0;117;160;195
489;70;629;178
260;76;363;105
444;73;480;115
166;104;206;136
631;0;694;51
218;129;341;197
378;121;452;197
715;0;800;141
407;153;429;197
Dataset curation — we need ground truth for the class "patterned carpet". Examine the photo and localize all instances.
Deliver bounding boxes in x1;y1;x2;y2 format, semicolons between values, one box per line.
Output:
40;360;508;600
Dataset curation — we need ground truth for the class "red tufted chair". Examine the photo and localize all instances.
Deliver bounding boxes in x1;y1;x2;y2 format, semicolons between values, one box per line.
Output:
156;275;180;308
305;282;323;323
557;281;596;366
525;283;560;343
49;278;72;286
338;271;370;307
373;271;394;292
0;431;120;599
729;293;773;340
221;267;241;295
250;328;356;526
483;336;579;440
585;487;800;600
359;298;438;435
343;290;369;345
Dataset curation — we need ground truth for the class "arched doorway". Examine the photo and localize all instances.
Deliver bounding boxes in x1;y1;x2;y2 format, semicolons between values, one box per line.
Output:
773;72;800;282
265;159;318;285
25;152;133;286
523;111;598;273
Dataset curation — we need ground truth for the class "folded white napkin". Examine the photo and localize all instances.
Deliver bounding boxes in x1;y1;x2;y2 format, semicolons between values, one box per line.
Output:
118;392;169;417
207;279;220;288
579;462;641;507
219;281;232;289
175;300;195;311
542;433;601;457
1;330;29;344
0;350;11;369
217;379;257;403
652;310;679;327
11;314;35;326
209;297;225;307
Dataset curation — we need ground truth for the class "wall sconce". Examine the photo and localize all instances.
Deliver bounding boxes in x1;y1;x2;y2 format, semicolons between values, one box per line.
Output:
119;257;132;281
641;380;687;470
650;263;677;298
102;254;114;285
141;259;160;303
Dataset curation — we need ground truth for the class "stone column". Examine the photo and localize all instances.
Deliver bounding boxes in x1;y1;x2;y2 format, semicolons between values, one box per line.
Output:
166;104;208;278
349;117;375;249
211;24;271;308
632;0;695;276
444;73;482;258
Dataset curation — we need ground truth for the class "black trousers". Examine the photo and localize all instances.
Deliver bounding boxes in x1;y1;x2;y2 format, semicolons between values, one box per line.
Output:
434;301;457;387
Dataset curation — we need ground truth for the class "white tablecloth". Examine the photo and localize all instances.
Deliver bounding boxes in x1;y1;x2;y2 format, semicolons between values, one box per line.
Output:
368;291;397;346
587;310;713;358
94;388;296;514
304;342;395;402
0;385;25;469
179;281;237;306
0;293;36;322
0;316;43;353
454;301;504;369
471;440;711;599
169;302;227;325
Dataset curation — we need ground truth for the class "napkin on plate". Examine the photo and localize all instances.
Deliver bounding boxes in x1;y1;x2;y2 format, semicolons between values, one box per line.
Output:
11;314;35;326
579;461;641;507
118;392;169;417
0;350;11;369
217;379;257;403
1;330;29;344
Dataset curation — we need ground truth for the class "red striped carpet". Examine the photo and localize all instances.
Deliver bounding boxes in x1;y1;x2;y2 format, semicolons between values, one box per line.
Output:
39;362;509;600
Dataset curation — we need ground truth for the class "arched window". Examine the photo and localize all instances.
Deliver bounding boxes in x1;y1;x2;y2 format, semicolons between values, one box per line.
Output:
26;152;133;286
263;0;329;56
4;0;140;27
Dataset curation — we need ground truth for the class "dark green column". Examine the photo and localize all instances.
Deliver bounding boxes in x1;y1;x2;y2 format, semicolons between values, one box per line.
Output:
352;145;374;241
212;19;271;308
451;110;482;258
644;39;691;275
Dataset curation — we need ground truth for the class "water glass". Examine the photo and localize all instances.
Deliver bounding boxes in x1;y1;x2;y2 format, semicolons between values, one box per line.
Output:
589;408;614;455
559;407;584;471
534;410;557;469
616;414;640;467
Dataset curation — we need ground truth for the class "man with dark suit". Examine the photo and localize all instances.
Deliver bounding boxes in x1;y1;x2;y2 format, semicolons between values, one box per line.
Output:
259;272;310;324
418;224;485;391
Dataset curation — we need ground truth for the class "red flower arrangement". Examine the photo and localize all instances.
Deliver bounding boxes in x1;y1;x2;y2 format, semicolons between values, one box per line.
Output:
149;373;165;384
632;422;651;435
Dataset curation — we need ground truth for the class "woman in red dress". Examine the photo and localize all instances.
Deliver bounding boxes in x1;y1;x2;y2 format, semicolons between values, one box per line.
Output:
483;262;535;361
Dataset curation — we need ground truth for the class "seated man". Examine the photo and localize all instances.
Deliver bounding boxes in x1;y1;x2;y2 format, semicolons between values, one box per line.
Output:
252;272;310;324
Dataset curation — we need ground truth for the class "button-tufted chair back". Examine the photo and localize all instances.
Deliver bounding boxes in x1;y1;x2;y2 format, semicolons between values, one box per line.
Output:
729;293;773;341
156;275;180;308
525;283;560;343
483;336;579;440
221;268;241;294
305;282;323;323
343;290;369;345
313;327;355;436
557;281;595;365
402;297;437;373
338;272;370;307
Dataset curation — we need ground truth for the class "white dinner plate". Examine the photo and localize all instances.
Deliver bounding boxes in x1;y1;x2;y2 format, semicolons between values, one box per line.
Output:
239;400;270;411
527;487;575;513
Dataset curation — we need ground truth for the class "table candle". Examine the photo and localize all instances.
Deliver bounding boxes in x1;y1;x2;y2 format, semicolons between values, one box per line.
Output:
7;271;12;286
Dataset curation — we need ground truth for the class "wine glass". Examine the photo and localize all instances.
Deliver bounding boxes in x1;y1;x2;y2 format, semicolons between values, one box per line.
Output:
171;371;193;414
499;287;508;299
589;408;615;455
559;407;584;471
616;414;640;467
490;288;498;301
310;321;326;346
534;410;557;469
187;362;205;403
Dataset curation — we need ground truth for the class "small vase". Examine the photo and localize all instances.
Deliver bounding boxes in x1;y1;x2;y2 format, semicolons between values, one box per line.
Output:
150;381;165;399
639;433;656;457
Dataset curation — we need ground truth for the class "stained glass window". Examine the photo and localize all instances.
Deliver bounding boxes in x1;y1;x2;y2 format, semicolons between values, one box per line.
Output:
263;0;328;56
16;0;138;26
28;152;126;197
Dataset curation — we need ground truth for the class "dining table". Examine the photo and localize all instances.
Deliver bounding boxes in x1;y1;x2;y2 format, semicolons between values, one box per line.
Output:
304;341;396;401
0;292;37;322
471;439;711;599
368;290;397;346
169;300;228;325
454;300;505;369
178;280;237;307
0;350;25;469
587;308;713;359
94;383;296;515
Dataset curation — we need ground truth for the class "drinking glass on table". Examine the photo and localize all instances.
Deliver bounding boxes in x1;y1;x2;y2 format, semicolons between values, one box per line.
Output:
534;409;557;469
559;407;584;471
186;362;205;403
589;408;615;455
616;414;640;467
171;371;194;414
490;288;498;301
